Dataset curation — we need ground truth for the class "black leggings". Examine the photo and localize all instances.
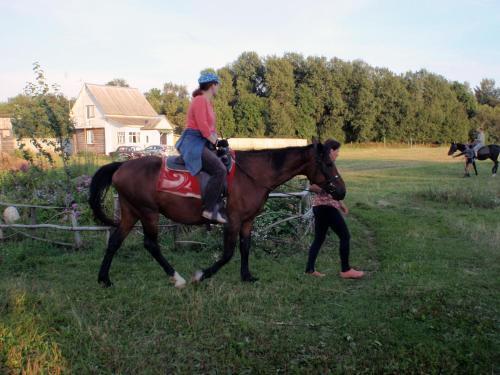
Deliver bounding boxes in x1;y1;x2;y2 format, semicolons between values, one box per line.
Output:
306;205;351;273
201;146;227;211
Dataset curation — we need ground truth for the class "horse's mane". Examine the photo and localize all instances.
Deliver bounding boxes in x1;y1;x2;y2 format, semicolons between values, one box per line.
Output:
235;144;314;171
235;144;313;156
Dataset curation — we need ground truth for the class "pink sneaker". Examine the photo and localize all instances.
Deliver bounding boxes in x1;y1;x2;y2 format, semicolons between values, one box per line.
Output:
340;269;365;279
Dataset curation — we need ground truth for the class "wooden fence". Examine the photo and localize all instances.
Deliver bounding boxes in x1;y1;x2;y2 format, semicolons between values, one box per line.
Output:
0;191;311;249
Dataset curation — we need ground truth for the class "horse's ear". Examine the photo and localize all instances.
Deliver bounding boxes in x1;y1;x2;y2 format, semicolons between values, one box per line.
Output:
315;142;324;155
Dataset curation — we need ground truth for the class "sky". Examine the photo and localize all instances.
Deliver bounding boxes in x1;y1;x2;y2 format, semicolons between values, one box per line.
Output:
1;0;499;101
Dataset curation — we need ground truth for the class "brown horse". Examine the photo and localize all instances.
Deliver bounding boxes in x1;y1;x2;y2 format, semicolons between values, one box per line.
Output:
89;141;346;288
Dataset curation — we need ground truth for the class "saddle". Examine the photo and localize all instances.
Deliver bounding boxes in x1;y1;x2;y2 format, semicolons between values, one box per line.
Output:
157;149;236;199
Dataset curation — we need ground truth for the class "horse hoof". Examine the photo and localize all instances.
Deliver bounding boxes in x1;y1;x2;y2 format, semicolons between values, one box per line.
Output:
99;279;113;288
242;274;259;283
192;270;204;283
171;272;187;289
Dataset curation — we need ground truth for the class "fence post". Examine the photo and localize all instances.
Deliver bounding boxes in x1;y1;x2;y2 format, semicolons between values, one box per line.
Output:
173;225;178;251
30;207;37;225
113;195;121;221
71;210;82;249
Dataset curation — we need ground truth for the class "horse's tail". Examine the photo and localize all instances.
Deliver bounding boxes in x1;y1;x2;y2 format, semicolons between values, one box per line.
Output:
89;162;123;226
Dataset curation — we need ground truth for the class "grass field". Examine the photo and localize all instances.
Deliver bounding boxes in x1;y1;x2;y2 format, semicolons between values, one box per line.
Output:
1;147;499;373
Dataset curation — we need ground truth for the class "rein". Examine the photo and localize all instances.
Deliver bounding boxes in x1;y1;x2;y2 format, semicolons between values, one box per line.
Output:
234;159;301;197
233;148;339;197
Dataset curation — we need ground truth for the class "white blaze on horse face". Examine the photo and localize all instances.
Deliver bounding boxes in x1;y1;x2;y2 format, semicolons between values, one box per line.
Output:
173;272;186;288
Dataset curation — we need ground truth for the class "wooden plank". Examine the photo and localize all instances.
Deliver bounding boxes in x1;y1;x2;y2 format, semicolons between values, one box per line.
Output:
0;201;65;209
0;223;178;230
0;224;110;231
269;191;309;198
12;229;73;247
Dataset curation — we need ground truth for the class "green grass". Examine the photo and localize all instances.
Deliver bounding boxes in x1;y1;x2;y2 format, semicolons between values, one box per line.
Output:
1;148;499;373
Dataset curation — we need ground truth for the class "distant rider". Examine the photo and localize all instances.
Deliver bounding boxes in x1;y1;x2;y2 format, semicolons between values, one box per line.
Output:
471;127;485;158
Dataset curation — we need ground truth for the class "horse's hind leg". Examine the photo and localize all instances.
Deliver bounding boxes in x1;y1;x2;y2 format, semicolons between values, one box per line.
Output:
193;223;239;282
493;160;498;176
98;201;137;287
141;213;186;288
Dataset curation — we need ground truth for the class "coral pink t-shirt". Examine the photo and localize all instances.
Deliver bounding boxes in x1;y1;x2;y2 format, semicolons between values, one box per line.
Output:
186;95;217;139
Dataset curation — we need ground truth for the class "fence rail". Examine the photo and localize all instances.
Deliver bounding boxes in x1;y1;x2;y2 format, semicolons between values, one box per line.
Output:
1;190;310;248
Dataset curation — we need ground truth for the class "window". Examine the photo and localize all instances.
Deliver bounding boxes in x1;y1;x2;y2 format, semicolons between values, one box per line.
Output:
86;129;94;144
129;132;139;143
86;105;95;118
117;132;125;144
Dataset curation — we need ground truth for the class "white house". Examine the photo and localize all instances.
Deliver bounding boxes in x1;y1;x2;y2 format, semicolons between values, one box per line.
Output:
0;118;16;154
71;83;174;155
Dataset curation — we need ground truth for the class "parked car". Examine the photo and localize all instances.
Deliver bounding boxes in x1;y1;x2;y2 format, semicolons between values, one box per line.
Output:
143;145;168;157
110;146;144;160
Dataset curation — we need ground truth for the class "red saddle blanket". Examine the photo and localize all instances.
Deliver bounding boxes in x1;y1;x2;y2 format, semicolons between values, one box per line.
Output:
156;154;237;199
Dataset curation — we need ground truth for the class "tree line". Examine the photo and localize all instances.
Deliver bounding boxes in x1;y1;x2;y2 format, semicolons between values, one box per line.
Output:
1;53;499;144
145;52;500;144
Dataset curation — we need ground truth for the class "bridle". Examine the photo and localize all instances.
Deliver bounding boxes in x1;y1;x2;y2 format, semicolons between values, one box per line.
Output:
314;145;341;196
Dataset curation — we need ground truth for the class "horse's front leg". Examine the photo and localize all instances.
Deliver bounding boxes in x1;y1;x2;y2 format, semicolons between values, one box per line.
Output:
240;221;258;282
473;161;478;175
193;222;240;282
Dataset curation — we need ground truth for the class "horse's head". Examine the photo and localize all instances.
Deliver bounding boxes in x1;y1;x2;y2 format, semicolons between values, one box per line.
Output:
309;139;346;200
448;142;458;156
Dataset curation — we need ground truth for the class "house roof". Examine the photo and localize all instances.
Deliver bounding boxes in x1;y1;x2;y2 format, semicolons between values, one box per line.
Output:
0;118;12;130
142;115;173;131
85;84;158;117
106;116;162;127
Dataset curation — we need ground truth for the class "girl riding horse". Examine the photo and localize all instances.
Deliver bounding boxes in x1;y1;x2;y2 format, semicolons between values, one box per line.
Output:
176;72;228;224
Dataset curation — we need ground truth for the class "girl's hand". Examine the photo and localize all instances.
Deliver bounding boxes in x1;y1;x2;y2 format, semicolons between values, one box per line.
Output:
340;202;349;215
309;184;322;194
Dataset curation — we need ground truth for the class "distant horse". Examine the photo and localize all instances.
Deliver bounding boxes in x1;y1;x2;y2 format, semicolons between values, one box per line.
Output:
89;141;346;288
448;142;499;177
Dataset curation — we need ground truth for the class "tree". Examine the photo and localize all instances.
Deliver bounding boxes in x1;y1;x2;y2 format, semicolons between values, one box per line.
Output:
372;68;410;142
343;61;378;142
214;67;236;137
12;62;75;197
474;78;500;107
264;57;297;136
233;94;267;136
144;88;162;113
106;78;130;87
452;81;477;118
232;52;265;96
0;101;12;117
473;105;500;143
145;83;189;134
